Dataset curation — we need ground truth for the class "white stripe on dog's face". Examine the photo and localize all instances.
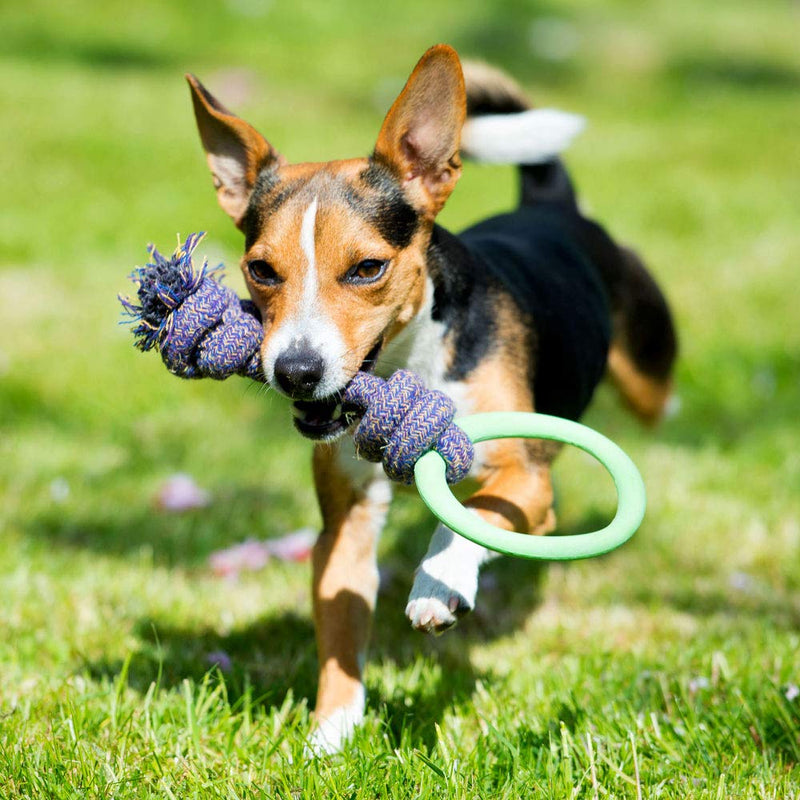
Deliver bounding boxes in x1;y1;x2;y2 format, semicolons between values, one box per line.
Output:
261;196;349;398
242;162;430;414
300;197;319;308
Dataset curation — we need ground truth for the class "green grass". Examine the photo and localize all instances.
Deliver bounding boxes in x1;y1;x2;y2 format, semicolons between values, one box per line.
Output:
2;0;800;796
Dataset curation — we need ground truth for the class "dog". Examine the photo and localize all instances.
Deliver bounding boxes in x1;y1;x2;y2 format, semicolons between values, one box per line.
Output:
185;44;677;753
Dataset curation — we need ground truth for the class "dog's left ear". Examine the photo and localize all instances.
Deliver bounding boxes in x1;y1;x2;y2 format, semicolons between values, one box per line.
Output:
374;45;466;219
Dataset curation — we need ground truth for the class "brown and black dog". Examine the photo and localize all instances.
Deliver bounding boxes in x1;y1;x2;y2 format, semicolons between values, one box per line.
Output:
186;45;676;752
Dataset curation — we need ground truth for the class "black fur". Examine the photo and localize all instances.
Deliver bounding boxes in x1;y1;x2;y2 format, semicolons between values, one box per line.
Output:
431;204;614;421
425;226;497;382
241;169;294;248
243;162;418;252
519;160;577;207
568;221;677;380
358;161;419;249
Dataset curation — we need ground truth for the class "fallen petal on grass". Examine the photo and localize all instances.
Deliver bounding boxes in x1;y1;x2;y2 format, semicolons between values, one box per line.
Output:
205;650;233;672
264;528;316;562
155;473;211;512
208;529;316;578
49;477;70;504
209;539;272;578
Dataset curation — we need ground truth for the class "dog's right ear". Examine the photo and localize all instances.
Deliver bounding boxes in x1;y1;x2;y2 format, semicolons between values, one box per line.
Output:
186;74;283;227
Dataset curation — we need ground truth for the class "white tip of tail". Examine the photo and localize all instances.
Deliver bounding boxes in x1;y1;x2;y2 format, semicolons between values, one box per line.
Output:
460;108;586;165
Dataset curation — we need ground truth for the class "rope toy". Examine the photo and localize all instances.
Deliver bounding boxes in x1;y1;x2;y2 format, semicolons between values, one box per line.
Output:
119;233;473;485
119;232;264;381
120;234;646;560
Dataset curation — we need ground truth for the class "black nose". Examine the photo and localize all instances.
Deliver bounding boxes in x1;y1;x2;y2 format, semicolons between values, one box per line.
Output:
273;347;325;397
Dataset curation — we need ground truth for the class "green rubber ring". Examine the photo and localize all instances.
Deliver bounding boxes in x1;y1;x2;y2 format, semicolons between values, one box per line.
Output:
413;412;646;561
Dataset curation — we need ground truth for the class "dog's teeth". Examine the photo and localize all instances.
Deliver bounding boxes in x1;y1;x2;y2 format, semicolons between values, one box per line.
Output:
332;404;343;420
292;406;307;420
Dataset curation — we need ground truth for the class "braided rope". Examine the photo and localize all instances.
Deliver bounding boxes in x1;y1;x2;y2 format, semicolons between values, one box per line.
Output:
120;234;473;484
342;371;472;484
119;232;264;380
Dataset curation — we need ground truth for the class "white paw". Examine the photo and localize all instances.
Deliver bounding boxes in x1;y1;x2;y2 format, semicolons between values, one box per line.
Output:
406;592;468;634
305;687;365;757
406;523;493;634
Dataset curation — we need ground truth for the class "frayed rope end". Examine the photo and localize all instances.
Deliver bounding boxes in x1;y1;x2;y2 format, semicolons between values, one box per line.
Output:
119;232;222;353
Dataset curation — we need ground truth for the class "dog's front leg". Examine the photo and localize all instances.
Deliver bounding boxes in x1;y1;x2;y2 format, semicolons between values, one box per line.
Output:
307;440;390;755
407;438;557;634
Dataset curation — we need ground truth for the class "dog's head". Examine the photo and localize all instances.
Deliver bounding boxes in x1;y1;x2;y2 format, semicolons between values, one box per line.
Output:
187;45;465;440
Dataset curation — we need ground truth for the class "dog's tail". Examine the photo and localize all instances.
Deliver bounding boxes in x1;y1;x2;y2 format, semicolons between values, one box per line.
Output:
460;61;582;207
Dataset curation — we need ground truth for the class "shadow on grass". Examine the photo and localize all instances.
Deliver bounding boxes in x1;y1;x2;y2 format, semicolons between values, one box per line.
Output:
629;582;800;632
667;54;800;91
86;611;321;709
24;484;304;566
78;502;562;750
4;31;177;71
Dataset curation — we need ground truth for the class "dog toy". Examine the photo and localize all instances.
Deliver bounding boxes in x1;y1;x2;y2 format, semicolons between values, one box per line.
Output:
120;234;646;560
119;234;474;484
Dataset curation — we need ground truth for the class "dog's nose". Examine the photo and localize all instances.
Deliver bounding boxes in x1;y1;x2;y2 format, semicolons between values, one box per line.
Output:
273;347;325;397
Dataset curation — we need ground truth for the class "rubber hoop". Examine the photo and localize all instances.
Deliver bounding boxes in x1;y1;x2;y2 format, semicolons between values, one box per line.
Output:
413;412;646;560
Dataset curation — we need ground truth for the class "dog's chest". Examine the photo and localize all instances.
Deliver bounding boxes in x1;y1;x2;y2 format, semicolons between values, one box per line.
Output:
375;281;473;418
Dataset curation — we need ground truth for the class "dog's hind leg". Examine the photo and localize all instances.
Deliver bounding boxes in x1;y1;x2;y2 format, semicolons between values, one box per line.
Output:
307;441;390;755
606;246;678;424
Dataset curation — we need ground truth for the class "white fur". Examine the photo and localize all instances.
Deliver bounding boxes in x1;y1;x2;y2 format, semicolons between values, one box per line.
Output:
406;513;499;633
460;108;585;165
335;435;386;490
209;153;247;191
300;197;319;308
306;685;366;756
376;283;497;632
262;197;349;398
336;438;393;539
376;280;472;418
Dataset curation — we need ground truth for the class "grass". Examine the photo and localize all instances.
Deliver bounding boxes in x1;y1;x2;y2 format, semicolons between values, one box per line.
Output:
2;0;800;796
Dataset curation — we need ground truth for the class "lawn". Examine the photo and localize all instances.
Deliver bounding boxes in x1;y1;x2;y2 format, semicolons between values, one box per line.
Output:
2;0;800;796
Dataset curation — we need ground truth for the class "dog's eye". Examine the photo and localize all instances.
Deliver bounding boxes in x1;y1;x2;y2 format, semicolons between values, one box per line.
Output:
344;259;388;285
247;259;281;286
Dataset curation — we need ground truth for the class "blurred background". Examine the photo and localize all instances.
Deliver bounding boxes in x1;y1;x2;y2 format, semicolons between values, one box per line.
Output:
1;0;799;792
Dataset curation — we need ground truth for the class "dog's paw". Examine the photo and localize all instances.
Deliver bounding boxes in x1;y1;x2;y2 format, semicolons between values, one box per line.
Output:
406;564;477;634
305;688;365;757
406;592;472;634
406;523;494;634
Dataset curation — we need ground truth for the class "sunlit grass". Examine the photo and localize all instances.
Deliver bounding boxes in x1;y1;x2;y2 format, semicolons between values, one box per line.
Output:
2;0;800;796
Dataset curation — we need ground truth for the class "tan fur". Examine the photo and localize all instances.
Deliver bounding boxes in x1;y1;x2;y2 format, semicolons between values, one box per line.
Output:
240;161;431;381
187;44;674;748
374;45;466;218
607;343;672;425
186;74;282;225
311;446;386;720
461;300;558;537
461;59;531;112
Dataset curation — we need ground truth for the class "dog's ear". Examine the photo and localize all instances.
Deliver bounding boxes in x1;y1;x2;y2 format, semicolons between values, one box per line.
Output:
373;45;466;219
186;74;283;227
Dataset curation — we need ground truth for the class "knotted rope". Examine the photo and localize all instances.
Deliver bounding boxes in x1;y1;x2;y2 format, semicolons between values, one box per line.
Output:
119;232;264;380
343;371;472;485
120;234;473;485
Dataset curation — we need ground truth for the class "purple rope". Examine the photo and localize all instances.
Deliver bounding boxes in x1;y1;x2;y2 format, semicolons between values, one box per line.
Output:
343;371;473;485
120;234;473;484
119;232;264;380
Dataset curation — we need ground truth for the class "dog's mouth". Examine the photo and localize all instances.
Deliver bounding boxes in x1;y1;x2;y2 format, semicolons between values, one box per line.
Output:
290;339;382;441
